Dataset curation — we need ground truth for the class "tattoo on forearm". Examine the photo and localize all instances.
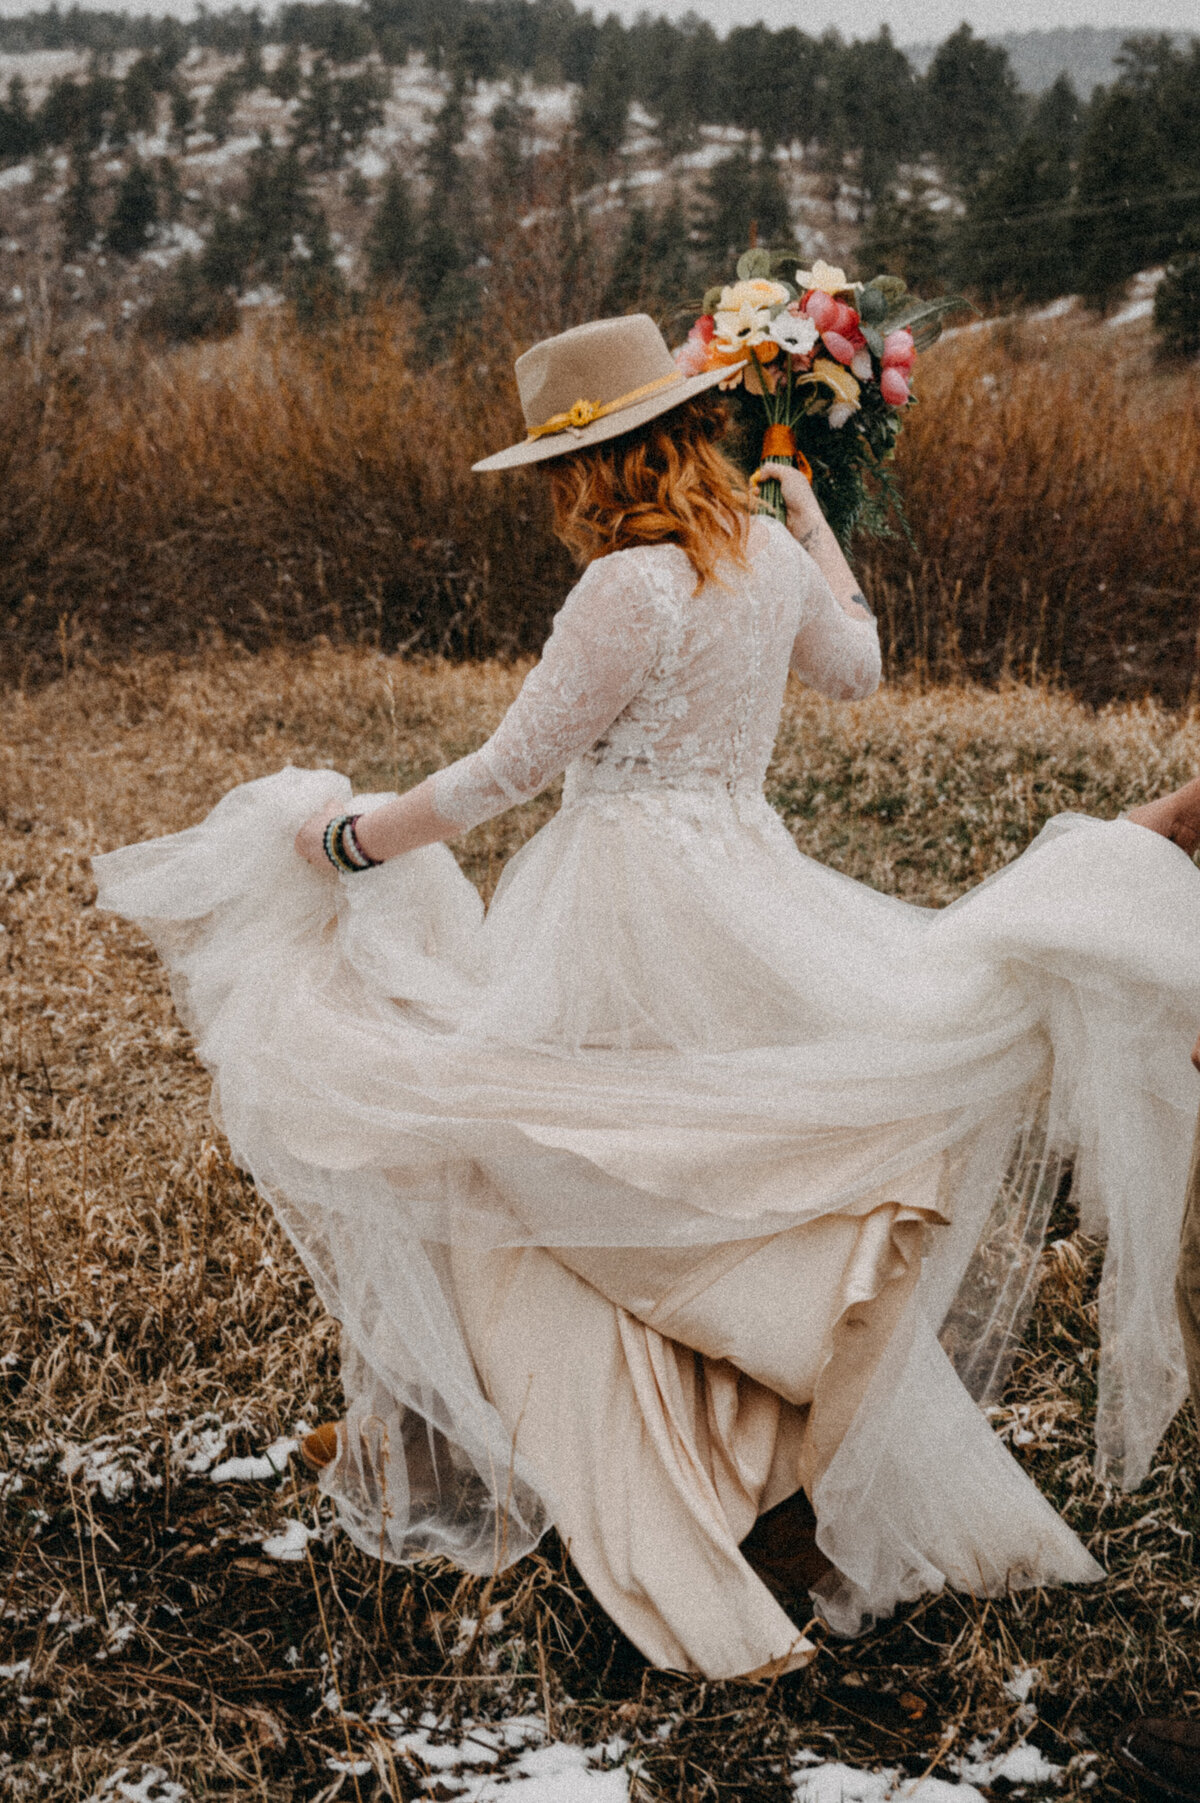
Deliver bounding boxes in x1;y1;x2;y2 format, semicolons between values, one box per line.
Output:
850;590;874;616
797;525;820;553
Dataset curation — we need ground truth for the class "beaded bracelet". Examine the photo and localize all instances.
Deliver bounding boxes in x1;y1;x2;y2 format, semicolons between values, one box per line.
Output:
322;813;383;874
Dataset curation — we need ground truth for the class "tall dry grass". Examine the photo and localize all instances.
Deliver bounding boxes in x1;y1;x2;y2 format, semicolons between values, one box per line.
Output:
1;302;1198;700
871;317;1200;701
1;648;1198;1796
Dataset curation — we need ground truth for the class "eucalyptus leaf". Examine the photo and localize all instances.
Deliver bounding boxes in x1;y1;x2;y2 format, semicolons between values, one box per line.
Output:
867;274;907;307
858;285;887;323
861;323;884;358
881;294;973;335
701;284;724;315
736;248;774;280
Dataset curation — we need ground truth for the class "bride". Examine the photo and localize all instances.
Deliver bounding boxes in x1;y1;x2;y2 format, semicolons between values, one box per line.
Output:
94;313;1200;1680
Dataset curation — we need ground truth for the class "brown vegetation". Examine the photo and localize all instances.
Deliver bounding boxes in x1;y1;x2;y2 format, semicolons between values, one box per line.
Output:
2;304;1197;702
2;648;1198;1798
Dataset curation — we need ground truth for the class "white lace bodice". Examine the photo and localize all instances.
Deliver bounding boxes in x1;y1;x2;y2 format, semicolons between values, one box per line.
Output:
430;517;880;832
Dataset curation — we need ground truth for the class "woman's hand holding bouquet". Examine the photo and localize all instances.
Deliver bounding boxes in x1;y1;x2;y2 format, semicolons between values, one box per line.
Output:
675;250;968;546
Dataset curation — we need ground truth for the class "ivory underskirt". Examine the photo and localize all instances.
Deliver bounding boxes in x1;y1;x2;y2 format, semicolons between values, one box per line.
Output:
449;1195;932;1677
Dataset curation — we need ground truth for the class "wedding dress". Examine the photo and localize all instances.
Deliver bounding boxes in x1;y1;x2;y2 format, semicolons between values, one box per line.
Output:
94;515;1200;1679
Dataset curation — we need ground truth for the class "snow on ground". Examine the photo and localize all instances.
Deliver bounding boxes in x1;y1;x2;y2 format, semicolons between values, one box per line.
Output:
346;1710;631;1799
88;1768;188;1803
792;1741;1068;1800
0;162;32;192
260;1517;318;1560
209;1435;297;1482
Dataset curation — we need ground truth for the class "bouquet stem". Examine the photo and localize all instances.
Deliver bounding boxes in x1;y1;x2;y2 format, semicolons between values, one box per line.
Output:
756;425;811;526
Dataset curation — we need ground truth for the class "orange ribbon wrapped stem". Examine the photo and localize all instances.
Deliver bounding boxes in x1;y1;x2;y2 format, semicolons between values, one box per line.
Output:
759;427;813;484
761;424;797;459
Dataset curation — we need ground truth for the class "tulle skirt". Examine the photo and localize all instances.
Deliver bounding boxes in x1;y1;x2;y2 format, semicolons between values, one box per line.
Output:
93;767;1200;1675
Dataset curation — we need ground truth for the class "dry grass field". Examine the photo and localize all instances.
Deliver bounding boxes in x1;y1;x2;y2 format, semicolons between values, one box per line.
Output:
2;646;1199;1799
3;301;1198;703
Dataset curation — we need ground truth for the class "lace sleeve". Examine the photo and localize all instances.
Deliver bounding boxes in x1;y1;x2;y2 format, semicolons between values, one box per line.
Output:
785;533;882;702
429;554;670;833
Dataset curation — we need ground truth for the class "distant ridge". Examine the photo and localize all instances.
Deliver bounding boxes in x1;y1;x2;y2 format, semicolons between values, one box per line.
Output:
904;24;1193;95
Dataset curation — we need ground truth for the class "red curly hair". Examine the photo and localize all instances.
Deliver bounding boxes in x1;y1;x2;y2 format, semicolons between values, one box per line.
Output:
547;391;751;590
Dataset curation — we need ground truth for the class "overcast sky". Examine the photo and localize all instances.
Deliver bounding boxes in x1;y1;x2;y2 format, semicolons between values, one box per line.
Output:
601;0;1199;39
0;0;1196;41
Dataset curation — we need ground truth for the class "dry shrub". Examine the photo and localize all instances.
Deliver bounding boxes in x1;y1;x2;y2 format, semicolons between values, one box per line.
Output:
869;313;1200;702
2;302;1198;701
0;305;574;685
1;648;1197;1797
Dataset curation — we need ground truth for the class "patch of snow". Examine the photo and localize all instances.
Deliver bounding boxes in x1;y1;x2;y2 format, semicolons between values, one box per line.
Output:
1107;297;1154;328
239;286;284;310
1002;1665;1040;1704
954;1740;1064;1786
261;1518;317;1561
59;1437;160;1502
0;1661;31;1684
793;1766;987;1802
88;1769;188;1803
171;1416;230;1477
0;163;33;191
1027;297;1076;322
352;147;390;179
185;134;262;169
210;1437;297;1483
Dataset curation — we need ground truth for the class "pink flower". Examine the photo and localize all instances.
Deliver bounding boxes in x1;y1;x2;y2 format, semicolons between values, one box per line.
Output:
821;330;858;366
690;313;716;344
882;329;916;370
674;339;709;377
803;289;839;333
851;347;873;382
880;366;911;406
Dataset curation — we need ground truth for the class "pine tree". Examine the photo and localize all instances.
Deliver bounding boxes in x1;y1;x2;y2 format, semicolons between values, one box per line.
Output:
365;167;417;284
202;72;240;146
268;44;304;104
0;74;35;161
120;55;157;136
287;205;345;326
574;22;632;168
953;117;1076;302
156;153;184;223
1071;85;1172;310
922;25;1023;191
292;57;338;167
168;83;194;154
696;153;792;266
410;71;480;339
1154;239;1200;360
856;181;948;293
60;138;98;259
105;159;158;256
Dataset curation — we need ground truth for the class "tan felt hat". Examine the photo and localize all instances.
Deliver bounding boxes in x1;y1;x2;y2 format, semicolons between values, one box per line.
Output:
472;313;747;472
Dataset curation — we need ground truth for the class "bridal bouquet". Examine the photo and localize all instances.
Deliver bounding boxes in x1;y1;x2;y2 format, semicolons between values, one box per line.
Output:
674;249;968;544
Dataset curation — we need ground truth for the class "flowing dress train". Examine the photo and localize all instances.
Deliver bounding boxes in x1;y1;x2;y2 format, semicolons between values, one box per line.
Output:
93;516;1200;1677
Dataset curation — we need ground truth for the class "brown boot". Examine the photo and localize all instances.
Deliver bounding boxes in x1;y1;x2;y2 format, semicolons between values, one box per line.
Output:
1115;1719;1200;1800
739;1488;834;1614
300;1422;341;1473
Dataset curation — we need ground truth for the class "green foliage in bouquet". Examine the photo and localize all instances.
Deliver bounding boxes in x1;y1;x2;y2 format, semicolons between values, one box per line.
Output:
676;246;970;546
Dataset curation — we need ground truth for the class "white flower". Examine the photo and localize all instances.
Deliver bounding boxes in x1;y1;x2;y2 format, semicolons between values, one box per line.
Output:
828;401;856;429
768;312;819;355
850;347;873;382
713;278;789;351
796;259;851;295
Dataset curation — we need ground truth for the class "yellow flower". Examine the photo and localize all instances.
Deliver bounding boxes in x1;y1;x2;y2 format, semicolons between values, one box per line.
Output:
796;260;851;296
799;357;861;409
713;278;789;352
